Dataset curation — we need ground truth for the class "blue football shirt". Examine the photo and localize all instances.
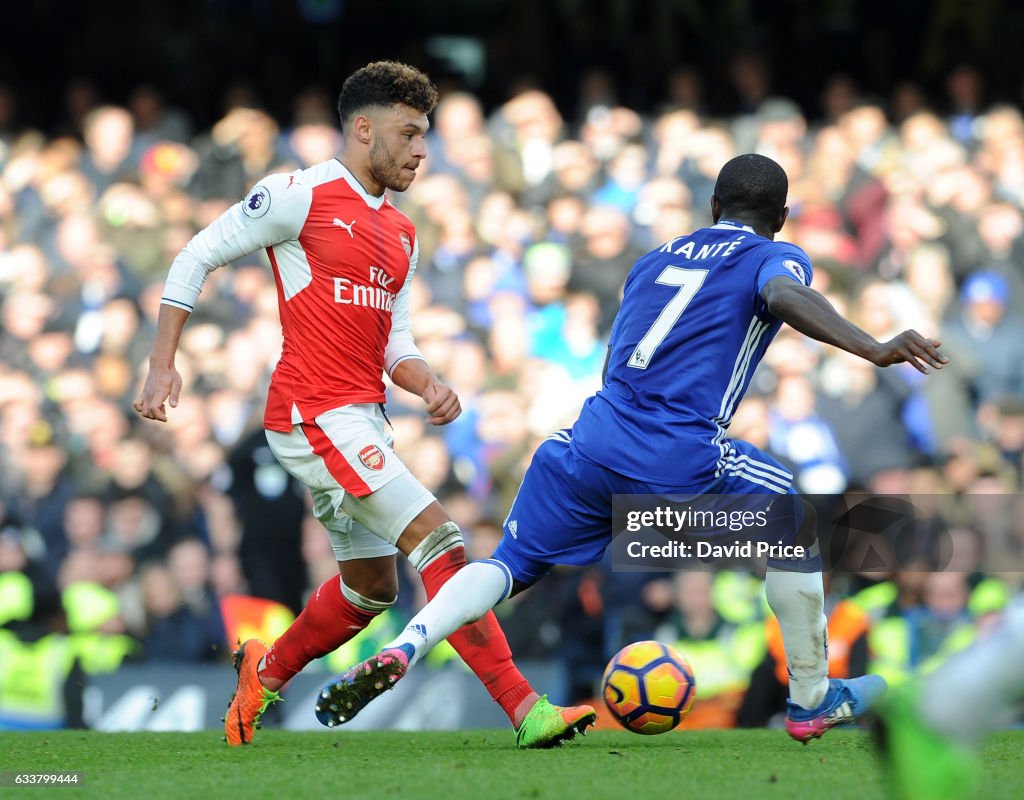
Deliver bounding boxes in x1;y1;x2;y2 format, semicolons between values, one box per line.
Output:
571;220;814;488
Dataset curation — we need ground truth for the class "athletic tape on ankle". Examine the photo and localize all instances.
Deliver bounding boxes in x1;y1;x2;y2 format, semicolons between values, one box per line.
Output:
339;579;396;613
408;521;464;572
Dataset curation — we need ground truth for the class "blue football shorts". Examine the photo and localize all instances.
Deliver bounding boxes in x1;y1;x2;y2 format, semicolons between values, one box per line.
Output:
492;429;816;584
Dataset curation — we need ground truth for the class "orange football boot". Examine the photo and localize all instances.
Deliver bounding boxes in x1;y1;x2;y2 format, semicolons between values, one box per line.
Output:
224;639;281;746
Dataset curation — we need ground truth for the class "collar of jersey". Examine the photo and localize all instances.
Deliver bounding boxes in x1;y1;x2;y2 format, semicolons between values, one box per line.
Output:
712;220;756;233
333;159;387;211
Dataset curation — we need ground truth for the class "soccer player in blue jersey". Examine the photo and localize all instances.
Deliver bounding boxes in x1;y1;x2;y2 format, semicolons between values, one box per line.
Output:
316;154;949;742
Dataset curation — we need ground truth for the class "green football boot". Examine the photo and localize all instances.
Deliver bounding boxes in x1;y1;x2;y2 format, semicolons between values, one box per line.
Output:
873;685;980;800
515;694;597;749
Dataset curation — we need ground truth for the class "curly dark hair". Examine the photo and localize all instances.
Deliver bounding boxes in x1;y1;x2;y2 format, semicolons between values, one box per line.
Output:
713;153;788;225
337;61;439;130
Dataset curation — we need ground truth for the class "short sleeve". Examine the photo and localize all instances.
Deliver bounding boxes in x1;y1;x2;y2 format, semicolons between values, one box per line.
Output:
755;244;814;294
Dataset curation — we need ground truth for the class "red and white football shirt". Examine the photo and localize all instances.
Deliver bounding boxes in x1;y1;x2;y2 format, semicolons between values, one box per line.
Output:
161;160;424;432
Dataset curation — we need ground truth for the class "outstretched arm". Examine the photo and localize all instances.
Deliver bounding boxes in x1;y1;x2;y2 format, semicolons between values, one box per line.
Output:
760;276;948;374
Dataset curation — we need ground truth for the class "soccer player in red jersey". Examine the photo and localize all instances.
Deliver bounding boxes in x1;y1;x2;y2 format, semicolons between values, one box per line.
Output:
134;61;595;748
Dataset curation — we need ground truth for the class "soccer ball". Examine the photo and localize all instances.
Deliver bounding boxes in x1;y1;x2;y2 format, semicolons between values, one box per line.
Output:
602;640;696;734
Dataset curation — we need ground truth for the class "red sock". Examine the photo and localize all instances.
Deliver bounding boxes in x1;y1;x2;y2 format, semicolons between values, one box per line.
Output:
420;547;534;725
259;574;376;685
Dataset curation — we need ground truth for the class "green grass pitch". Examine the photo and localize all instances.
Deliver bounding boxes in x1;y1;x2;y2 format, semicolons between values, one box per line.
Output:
2;730;1021;799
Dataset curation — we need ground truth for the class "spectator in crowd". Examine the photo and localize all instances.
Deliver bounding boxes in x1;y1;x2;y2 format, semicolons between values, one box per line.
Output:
943;272;1024;410
0;585;85;730
128;86;193;147
79;106;140;193
767;374;848;494
139;562;222;663
225;427;308;616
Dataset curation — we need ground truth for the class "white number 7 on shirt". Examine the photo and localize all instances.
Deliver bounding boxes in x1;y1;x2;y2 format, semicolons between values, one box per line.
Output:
628;266;709;369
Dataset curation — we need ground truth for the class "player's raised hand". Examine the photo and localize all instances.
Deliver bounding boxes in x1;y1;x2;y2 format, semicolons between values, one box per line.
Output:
871;330;949;374
133;364;183;422
422;380;461;425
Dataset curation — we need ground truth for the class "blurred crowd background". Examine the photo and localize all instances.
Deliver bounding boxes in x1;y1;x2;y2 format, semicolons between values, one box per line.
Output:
2;0;1024;730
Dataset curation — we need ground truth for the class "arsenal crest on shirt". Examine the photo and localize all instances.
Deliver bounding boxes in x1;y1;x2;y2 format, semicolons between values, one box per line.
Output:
358;444;385;470
399;232;412;259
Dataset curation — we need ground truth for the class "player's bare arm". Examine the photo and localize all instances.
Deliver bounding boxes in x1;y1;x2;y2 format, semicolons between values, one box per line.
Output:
390;358;461;425
133;305;189;422
761;276;949;375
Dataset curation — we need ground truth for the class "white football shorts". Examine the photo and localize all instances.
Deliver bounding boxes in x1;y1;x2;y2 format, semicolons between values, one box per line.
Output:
265;403;435;560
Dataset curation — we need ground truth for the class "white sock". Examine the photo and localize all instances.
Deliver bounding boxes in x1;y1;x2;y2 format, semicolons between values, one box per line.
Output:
919;599;1024;745
384;559;512;668
765;567;829;710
